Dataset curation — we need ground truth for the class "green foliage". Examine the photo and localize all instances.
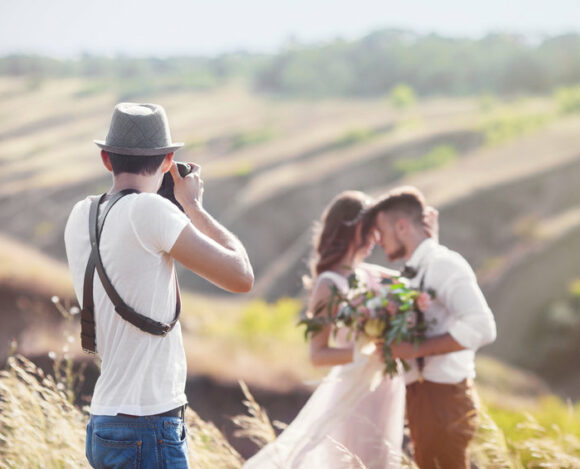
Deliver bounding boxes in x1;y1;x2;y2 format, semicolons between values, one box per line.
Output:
555;85;580;114
394;144;457;175
389;84;417;109
254;31;580;97
569;278;580;299
233;161;255;177
481;111;552;146
234;298;303;345
481;397;580;465
73;81;110;98
336;128;377;148
6;32;580;98
231;127;276;151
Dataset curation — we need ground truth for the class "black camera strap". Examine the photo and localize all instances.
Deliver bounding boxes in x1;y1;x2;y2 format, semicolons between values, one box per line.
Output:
81;190;181;354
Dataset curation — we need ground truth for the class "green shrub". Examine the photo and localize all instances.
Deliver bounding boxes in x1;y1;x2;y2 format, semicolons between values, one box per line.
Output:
482;112;552;146
389;84;417;109
231;127;276;151
555;85;580;114
336;128;376;148
238;298;303;345
568;278;580;299
394;144;457;175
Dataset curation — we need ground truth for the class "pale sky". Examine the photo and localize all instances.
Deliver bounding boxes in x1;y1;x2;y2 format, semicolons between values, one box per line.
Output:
1;0;580;57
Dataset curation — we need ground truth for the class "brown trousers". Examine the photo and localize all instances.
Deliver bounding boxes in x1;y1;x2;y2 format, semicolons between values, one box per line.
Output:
406;379;479;469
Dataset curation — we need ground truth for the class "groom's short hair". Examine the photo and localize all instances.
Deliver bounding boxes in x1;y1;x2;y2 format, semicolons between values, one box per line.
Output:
366;186;426;227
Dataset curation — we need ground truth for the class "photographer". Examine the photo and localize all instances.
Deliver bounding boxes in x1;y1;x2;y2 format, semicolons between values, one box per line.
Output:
64;103;253;468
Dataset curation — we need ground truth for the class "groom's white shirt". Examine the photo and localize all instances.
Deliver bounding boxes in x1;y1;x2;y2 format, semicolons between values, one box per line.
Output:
404;238;497;385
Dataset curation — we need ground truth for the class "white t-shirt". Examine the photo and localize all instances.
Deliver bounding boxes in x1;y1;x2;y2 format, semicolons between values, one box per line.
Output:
64;192;190;416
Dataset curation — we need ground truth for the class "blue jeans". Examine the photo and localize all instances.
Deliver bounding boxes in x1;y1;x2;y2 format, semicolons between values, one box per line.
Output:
86;414;189;469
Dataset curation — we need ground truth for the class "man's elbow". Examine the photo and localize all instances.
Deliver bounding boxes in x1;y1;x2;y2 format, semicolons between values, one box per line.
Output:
230;269;254;293
476;323;497;349
484;324;497;346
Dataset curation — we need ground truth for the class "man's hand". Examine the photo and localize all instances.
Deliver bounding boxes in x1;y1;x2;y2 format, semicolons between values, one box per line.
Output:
423;206;439;242
390;341;422;360
375;339;421;361
170;162;204;209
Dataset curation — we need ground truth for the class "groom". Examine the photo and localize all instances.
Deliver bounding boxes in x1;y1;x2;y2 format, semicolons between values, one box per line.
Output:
364;186;496;469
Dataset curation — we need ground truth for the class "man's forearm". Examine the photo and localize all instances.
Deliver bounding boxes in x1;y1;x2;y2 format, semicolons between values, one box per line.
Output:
419;333;465;357
184;202;245;253
390;332;467;361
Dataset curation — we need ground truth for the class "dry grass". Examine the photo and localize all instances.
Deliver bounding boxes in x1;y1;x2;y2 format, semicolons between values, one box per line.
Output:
2;354;580;468
0;354;245;469
232;380;278;448
0;355;87;468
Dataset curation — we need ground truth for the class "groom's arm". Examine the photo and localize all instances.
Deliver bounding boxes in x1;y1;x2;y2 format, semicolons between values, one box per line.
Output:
390;333;465;360
392;253;496;360
438;254;497;351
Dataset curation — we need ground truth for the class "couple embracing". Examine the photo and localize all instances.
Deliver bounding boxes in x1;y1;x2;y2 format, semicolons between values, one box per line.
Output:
245;188;497;469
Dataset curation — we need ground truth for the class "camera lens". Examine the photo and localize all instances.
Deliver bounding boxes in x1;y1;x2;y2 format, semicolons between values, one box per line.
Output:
177;162;193;177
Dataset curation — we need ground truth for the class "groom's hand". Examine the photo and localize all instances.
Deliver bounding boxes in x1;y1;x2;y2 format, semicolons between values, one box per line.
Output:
423;206;439;242
390;341;421;360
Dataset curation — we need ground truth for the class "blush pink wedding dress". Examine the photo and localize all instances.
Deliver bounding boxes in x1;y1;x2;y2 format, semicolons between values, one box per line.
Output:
243;267;406;469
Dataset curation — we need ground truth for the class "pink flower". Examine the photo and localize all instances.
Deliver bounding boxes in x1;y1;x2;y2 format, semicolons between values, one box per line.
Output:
350;296;365;307
416;292;430;312
386;302;398;316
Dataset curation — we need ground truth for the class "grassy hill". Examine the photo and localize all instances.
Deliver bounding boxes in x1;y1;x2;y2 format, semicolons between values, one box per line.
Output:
1;75;580;402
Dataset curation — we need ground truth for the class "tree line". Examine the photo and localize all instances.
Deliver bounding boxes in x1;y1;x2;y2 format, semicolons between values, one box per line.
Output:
3;29;580;98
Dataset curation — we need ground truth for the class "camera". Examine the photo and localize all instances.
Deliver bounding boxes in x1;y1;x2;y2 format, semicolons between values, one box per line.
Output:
158;162;194;211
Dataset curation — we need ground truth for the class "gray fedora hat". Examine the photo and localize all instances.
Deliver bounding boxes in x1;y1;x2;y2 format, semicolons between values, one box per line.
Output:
94;103;183;156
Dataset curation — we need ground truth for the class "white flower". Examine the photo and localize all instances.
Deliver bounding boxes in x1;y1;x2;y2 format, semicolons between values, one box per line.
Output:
378;287;390;298
50;296;59;304
69;306;80;315
366;297;384;312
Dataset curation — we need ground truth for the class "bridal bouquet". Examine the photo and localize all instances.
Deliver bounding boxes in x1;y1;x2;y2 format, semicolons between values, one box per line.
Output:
300;273;435;377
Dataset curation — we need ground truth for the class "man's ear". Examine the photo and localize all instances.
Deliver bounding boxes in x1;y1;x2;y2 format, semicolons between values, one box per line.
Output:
161;153;174;173
395;217;409;234
101;150;113;172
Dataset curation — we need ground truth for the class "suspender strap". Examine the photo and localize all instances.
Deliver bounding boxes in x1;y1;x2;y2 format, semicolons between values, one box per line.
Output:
80;190;182;354
416;274;427;373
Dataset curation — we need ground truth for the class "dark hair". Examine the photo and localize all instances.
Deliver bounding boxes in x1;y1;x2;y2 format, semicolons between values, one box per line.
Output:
107;152;167;175
305;191;371;288
362;186;426;239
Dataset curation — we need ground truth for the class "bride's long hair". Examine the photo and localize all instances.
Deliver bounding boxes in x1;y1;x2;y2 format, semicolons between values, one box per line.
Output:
304;190;371;289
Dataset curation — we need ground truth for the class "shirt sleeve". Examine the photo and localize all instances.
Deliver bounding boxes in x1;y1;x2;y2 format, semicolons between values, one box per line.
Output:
431;253;497;350
129;194;190;254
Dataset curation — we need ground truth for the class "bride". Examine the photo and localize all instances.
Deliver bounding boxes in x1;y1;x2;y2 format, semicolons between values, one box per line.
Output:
244;191;437;469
